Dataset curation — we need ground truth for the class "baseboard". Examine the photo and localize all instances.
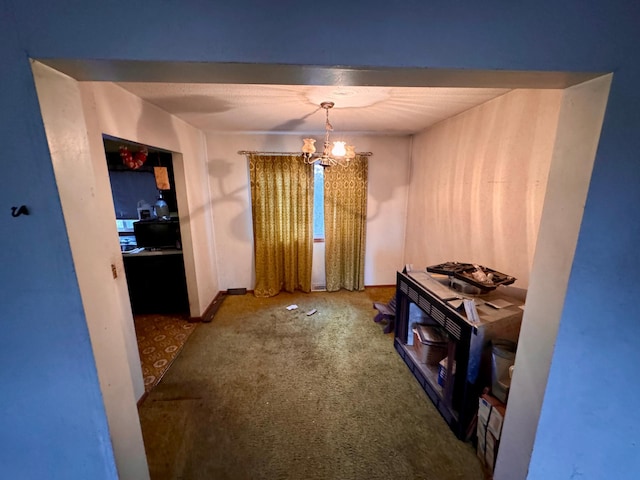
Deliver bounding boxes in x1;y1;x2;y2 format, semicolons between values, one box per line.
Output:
189;291;226;323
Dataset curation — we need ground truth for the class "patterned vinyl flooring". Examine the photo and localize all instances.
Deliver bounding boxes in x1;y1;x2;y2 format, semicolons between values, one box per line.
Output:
133;314;198;392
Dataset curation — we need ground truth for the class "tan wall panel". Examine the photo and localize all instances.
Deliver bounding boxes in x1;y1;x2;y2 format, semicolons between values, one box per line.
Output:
405;89;563;289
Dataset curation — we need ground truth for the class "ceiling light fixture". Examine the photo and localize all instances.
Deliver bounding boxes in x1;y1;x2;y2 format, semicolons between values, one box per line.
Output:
302;101;355;167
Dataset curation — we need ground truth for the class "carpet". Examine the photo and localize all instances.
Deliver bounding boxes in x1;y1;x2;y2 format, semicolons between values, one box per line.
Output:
138;288;484;480
134;314;198;393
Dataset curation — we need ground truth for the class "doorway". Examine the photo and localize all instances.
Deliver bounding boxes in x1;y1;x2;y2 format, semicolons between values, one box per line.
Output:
32;59;611;480
103;136;188;315
103;136;195;393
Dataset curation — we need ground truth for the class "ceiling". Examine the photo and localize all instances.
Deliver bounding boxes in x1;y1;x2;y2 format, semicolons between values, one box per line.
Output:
43;59;599;137
115;83;511;135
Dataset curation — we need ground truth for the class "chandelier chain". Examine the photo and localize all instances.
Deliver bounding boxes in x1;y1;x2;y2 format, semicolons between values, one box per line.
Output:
302;101;354;168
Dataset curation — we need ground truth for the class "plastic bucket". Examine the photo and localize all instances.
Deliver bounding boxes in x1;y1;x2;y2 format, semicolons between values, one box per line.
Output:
491;340;516;403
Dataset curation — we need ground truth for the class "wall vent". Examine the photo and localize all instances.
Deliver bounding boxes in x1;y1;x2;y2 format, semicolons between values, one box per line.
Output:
227;288;247;295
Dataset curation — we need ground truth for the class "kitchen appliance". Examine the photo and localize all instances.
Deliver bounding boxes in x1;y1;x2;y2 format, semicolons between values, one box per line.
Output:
137;200;152;220
133;218;181;249
153;192;170;219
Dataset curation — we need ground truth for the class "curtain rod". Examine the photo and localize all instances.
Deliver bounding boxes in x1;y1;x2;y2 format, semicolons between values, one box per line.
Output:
237;150;373;156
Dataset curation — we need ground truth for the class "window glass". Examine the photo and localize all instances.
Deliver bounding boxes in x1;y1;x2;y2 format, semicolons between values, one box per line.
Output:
108;170;159;219
313;164;325;240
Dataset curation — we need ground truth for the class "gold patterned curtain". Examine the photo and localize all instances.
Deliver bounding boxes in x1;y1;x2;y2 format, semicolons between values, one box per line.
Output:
248;154;314;297
323;155;368;292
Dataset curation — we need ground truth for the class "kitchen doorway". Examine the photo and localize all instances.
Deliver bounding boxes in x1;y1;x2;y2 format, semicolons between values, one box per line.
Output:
103;136;189;316
103;136;194;392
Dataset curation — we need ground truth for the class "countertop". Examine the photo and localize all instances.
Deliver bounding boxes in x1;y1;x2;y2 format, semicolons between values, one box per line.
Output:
122;247;183;257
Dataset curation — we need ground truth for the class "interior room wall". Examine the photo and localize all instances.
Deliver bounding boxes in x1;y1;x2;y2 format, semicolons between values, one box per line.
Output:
31;69;221;478
0;50;120;479
312;241;326;290
85;82;220;316
205;133;411;290
32;62;149;480
499;75;612;480
404;88;564;290
2;2;639;479
404;88;577;478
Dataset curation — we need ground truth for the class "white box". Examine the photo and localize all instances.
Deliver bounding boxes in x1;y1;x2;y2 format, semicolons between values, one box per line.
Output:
487;407;505;439
478;394;506;439
485;439;496;471
477;419;500;472
477;393;506;474
477;421;486;456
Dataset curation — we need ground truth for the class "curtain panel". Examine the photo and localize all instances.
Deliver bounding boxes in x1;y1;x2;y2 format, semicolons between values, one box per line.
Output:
248;154;314;297
323;155;368;292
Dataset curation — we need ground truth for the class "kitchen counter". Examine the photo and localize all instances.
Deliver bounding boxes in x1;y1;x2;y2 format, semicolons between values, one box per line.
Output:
122;248;189;314
122;247;183;257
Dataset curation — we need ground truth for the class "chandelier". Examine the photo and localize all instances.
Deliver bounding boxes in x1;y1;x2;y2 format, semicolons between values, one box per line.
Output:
301;101;356;167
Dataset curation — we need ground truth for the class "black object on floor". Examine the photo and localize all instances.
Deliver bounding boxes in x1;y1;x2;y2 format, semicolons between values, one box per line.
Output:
373;294;396;333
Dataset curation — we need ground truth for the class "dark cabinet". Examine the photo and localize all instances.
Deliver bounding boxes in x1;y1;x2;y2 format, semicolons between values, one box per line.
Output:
122;250;189;315
394;270;522;440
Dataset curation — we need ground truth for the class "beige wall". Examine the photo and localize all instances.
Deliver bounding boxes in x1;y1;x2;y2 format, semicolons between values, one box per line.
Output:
33;62;150;480
401;82;611;479
205;133;411;290
33;64;224;479
86;82;219;315
405;89;564;289
495;76;611;480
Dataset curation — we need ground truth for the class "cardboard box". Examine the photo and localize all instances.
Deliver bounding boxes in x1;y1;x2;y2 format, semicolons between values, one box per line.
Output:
476;421;486;458
485;439;497;471
477;420;499;473
478;393;506;439
477;393;507;474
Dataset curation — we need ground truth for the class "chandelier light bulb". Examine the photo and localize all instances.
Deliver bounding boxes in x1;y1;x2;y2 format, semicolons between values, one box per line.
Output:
332;141;346;157
301;101;355;167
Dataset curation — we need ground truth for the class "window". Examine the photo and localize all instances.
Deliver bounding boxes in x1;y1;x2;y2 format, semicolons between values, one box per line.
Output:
313;164;325;240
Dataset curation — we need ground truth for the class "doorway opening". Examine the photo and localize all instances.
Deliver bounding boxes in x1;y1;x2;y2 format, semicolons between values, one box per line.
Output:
32;59;611;480
103;135;194;393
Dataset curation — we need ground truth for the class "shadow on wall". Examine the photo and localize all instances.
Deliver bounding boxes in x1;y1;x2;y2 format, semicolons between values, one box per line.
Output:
132;99;202;229
364;141;410;223
205;131;319;245
207;158;252;243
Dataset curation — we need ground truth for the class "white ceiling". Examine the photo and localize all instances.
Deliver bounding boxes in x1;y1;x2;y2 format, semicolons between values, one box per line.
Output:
116;83;511;135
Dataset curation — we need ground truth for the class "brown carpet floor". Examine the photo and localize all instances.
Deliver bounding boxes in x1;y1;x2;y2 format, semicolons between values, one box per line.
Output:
138;288;484;480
